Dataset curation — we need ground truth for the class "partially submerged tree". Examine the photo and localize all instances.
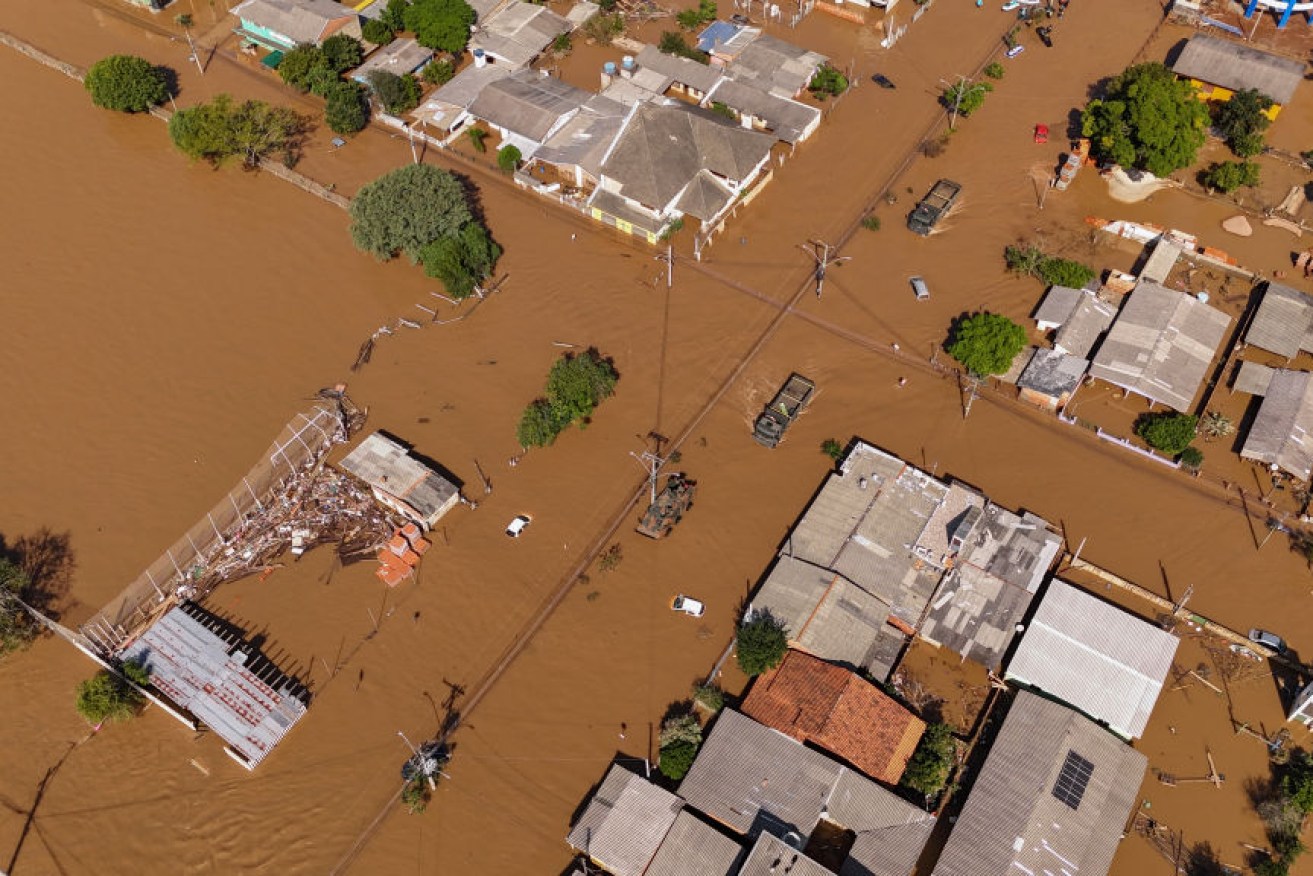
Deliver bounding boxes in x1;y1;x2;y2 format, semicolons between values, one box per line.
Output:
368;70;423;115
516;349;619;448
1203;160;1261;193
809;65;848;99
168;94;310;168
419;222;501;298
735;611;789;676
350;164;474;261
85;55;170;113
1133;412;1198;456
658;713;703;780
941;78;992;119
405;0;477;53
0;559;38;658
1081;62;1210;177
947;312;1027;377
325;81;370;134
1215;88;1273;158
75;669;144;725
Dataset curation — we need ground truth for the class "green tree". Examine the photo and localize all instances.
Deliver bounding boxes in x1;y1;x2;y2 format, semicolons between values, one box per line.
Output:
983;61;1005;80
75;670;143;725
809;65;849;99
1215;88;1272;158
947;312;1027;377
552;32;572;54
546;349;619;425
362;18;397;45
278;44;326;92
321;34;365;73
349;164;474;261
1203;160;1260;193
497;143;522;174
382;0;411;31
692;683;724;712
659;713;702;747
467;127;488;152
735;610;789;676
405;0;476;53
169;95;309;167
517;399;563;448
1081;62;1210;177
423;57;455;84
0;559;38;658
420;222;502;298
122;660;151;687
901;722;956;798
1134;412;1198;456
658;738;698;780
1037;257;1097;288
1282;750;1313;814
584;12;624;44
942;79;993;118
1179;445;1204;471
368;70;423;115
1004;243;1048;276
821;438;843;460
658;31;708;62
305;64;341;97
85;55;169;113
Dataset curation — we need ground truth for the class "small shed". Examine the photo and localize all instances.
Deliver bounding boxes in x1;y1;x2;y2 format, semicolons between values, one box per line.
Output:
1033;285;1084;331
1018;348;1088;410
338;433;460;530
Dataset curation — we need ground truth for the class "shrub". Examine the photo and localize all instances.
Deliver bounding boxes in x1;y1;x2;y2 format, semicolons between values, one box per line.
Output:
467;127;488;152
659;713;702;747
1004;243;1047;276
1203;160;1261;193
941;79;992;118
692;683;724;712
552;32;572;54
0;559;38;657
517;350;620;447
423;58;455;84
809;64;848;99
362;18;396;45
497;143;522;174
709;101;736;120
122;660;151;687
658;31;708;62
983;61;1005;80
85;55;169;112
597;543;624;572
901;722;956;799
401;777;429;813
861;215;881;231
822;438;844;459
658;738;698;780
325;81;370;134
1037;257;1096;288
75;671;143;725
675;0;717;29
368;70;423;115
1134;412;1198;456
736;610;789;676
1179;446;1204;471
947;312;1027;377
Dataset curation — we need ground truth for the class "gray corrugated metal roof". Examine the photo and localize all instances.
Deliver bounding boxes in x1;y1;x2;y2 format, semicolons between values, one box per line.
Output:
1172;33;1306;105
636;45;725;94
468;70;589;142
1246;282;1313;359
738;833;833;876
680;710;931;871
121;604;307;767
1033;285;1083;327
1088;281;1231;412
535;95;629;179
1235;360;1277;395
471;1;570;67
566;764;682;876
600;101;772;211
338;432;459;527
1139;239;1182;284
1005;579;1179;738
1241;368;1313;480
352;38;431;81
726;32;827;98
1018;348;1088;398
1054;294;1117;359
232;0;358;45
703;78;820;144
645;810;741;876
931;691;1148;876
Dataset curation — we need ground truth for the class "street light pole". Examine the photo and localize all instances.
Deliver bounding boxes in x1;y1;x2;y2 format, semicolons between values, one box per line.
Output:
176;14;205;77
798;239;852;299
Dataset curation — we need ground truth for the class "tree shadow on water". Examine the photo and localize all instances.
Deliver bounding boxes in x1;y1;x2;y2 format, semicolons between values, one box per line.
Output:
0;528;76;621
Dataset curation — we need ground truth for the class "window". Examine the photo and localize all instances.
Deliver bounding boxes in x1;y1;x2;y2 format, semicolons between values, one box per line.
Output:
1052;750;1094;810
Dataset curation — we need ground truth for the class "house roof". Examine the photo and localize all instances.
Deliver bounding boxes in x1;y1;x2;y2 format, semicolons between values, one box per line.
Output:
1055;294;1118;359
120;603;307;767
636;45;726;93
1018;348;1088;398
931;691;1148;876
351;38;431;82
412;63;511;130
678;710;932;865
338;432;459;526
1005;579;1180;738
1139;238;1183;284
828;768;936;876
471;0;571;68
1241;368;1313;480
725;32;827;97
742;650;925;784
1172;33;1305;105
675;169;736;221
468;69;590;142
600;101;773;210
566;764;682;876
231;0;357;45
697;20;744;53
749;558;907;682
644;810;741;876
1033;285;1084;327
535;94;629;179
738;833;833;876
1088;281;1231;411
704;77;820;144
1246;282;1313;359
1235;359;1277;395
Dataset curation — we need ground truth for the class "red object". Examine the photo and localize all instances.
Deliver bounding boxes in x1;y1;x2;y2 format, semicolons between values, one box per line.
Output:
1034;124;1049;144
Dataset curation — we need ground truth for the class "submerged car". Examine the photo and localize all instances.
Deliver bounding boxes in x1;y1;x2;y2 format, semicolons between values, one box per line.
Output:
671;595;705;617
505;514;532;538
910;276;930;300
1249;629;1287;654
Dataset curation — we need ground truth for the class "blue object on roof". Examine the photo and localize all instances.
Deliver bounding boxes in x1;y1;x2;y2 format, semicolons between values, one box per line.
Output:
697;21;741;53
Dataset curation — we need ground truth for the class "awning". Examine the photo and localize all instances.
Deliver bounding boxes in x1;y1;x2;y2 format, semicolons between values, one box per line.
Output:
261;50;285;69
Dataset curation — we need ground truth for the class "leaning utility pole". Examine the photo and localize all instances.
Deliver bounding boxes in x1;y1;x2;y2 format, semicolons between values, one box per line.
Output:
629;432;667;503
941;75;969;131
176;14;205;77
799;239;851;299
655;244;673;289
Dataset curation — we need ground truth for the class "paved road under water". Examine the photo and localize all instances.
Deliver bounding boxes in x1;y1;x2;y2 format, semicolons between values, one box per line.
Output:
4;0;1313;872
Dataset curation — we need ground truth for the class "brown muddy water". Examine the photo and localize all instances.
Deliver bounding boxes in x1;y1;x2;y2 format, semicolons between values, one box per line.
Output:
4;0;1313;873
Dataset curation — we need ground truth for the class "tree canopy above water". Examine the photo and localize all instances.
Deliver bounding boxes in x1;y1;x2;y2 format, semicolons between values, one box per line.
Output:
1081;62;1210;177
85;54;170;113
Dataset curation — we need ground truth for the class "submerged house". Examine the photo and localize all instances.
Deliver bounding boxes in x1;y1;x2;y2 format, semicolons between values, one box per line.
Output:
231;0;362;51
1245;282;1313;360
337;432;460;530
1235;366;1313;480
469;0;572;69
350;38;432;84
1171;33;1304;119
467;69;591;158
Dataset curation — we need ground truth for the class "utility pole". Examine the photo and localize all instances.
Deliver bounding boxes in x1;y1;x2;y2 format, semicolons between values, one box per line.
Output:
398;730;437;790
629;432;667;503
1173;583;1195;619
798;239;851;299
960;372;981;419
405;122;419;165
655;244;673;289
940;75;969;131
176;14;205;77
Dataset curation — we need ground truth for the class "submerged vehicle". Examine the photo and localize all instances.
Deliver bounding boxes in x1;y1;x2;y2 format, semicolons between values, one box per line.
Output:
671;595;705;617
636;473;697;539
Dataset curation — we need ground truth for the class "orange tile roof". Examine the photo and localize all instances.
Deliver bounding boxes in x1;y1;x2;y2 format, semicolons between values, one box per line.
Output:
741;650;925;785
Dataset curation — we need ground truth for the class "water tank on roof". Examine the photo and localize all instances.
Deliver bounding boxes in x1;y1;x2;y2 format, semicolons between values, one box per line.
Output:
604;61;618;75
622;54;636;72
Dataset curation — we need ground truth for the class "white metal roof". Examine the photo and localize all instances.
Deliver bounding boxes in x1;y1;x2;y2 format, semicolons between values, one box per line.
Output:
1005;579;1179;738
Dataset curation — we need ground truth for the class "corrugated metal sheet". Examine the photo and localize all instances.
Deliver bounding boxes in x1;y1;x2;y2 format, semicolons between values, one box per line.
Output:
931;691;1148;876
1246;282;1313;359
1171;33;1305;105
1006;579;1178;738
645;810;741;876
738;833;833;876
1240;369;1313;480
1234;360;1277;396
566;765;681;876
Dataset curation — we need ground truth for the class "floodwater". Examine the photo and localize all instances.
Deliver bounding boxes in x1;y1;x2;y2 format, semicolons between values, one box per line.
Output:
3;0;1313;873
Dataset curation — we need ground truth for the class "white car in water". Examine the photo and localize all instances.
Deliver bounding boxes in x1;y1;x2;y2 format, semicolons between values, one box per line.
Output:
505;515;532;538
671;595;705;617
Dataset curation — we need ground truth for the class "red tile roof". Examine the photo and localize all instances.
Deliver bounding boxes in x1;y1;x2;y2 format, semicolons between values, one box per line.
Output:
741;650;925;784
